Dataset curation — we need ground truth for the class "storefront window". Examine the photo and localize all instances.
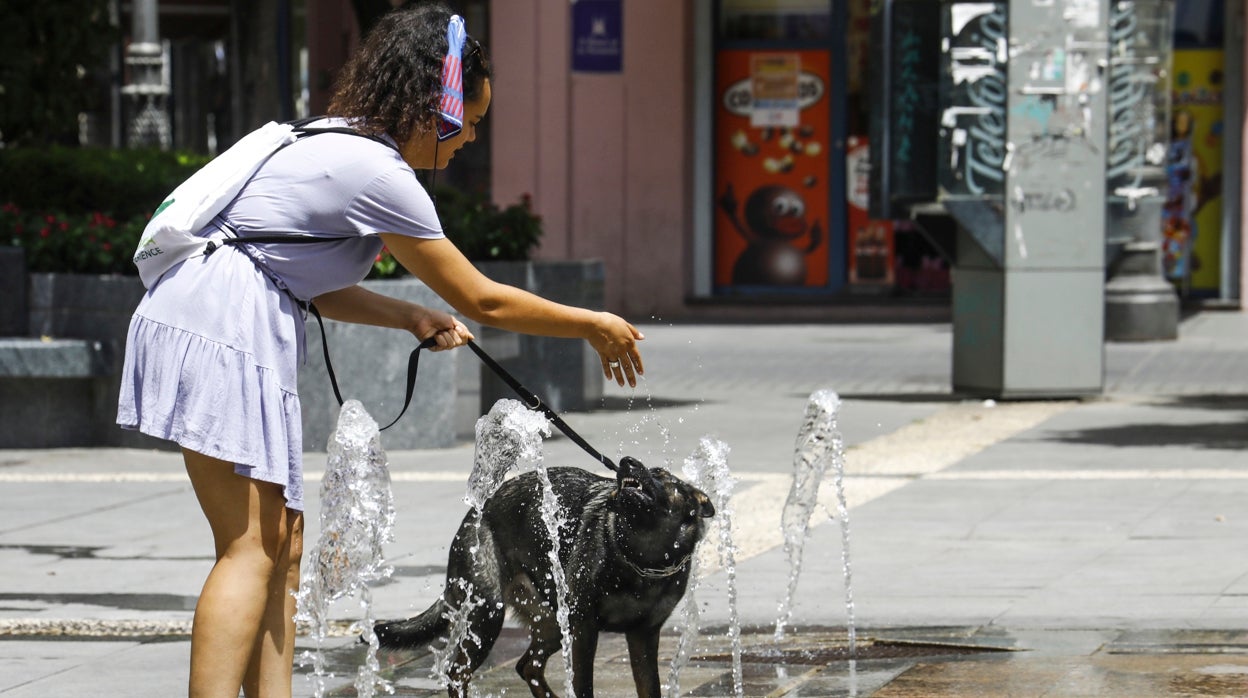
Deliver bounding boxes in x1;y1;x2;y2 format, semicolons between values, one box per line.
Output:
719;0;833;42
1173;0;1224;47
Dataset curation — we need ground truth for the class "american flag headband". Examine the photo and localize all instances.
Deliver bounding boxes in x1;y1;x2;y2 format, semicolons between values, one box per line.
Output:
435;14;467;142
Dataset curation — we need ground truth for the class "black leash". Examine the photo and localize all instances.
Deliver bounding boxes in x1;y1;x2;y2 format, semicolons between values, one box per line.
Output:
464;340;618;472
304;303;437;433
305;310;618;472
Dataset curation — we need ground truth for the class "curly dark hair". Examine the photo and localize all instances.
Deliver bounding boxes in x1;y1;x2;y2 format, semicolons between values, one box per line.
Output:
327;2;492;146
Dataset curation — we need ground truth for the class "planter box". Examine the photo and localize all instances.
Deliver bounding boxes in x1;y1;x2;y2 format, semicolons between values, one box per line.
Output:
3;273;156;449
0;248;26;335
298;278;464;451
300;260;606;448
474;260;605;416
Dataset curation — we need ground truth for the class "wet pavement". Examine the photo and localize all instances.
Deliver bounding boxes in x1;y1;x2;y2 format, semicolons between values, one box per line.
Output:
304;626;1248;696
3;310;1248;696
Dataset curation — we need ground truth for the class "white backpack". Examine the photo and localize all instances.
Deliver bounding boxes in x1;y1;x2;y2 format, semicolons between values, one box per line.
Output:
131;119;397;288
132;121;299;288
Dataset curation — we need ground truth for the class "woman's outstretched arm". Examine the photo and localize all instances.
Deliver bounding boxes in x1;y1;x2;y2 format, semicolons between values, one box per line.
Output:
379;233;644;386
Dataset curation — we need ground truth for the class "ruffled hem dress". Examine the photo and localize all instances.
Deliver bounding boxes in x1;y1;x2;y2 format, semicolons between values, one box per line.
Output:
117;120;444;511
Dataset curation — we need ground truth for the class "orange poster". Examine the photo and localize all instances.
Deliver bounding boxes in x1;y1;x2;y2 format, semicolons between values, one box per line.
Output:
846;136;895;286
714;50;832;289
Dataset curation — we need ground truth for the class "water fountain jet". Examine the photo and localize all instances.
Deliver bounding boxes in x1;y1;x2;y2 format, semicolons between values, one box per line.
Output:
774;389;855;657
294;400;397;698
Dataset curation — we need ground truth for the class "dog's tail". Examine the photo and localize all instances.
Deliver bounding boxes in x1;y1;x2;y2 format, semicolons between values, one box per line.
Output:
374;601;450;650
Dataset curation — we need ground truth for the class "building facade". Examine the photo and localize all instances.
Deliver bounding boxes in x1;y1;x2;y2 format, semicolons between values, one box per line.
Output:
110;0;1247;320
487;0;1245;321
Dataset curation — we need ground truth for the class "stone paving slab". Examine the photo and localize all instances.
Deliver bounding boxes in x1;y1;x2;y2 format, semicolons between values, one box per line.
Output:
2;311;1248;696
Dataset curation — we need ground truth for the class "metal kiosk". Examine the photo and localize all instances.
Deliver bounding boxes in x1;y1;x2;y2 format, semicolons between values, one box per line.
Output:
872;0;1175;399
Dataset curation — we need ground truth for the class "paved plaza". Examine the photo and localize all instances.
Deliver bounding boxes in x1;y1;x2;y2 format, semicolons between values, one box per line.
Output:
2;310;1247;696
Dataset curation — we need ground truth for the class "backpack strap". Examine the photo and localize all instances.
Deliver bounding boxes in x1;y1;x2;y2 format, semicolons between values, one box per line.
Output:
201;117;403;253
286;116;401;152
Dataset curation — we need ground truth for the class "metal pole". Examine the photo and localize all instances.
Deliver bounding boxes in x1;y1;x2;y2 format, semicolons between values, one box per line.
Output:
122;0;170;148
1103;0;1179;340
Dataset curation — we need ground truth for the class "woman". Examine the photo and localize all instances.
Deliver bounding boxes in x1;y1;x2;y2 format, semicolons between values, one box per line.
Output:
117;5;644;696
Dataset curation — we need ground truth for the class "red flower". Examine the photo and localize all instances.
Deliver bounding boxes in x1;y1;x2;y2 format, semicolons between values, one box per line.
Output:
40;227;50;238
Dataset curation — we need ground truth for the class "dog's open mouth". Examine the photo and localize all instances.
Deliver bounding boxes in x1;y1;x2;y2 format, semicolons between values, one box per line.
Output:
620;476;641;489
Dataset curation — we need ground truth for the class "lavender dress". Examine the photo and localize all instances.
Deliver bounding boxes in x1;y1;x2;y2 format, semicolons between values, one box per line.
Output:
117;119;443;511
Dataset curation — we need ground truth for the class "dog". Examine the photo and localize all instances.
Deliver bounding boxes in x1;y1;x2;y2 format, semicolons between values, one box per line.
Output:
375;456;715;698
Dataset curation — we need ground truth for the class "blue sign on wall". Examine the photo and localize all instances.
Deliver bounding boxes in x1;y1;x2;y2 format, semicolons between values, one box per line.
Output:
572;0;622;73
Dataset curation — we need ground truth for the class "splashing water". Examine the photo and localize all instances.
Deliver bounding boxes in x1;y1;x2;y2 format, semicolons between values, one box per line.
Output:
534;462;577;698
665;556;704;698
432;399;551;694
466;398;552;508
294;400;396;698
429;578;487;695
670;436;743;697
774;389;851;650
830;451;858;656
470;400;574;696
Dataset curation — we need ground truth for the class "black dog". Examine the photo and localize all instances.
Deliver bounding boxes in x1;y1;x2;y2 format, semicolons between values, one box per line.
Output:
375;456;715;697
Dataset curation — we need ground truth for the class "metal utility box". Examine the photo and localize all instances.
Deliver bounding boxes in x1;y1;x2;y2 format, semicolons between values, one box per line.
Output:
938;0;1111;397
871;0;1177;397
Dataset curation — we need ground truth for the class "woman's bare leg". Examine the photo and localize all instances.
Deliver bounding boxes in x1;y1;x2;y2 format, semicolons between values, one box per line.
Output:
243;510;304;698
183;449;294;698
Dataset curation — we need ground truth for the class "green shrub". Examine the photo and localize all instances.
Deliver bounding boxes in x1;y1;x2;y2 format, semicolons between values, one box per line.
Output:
0;1;116;146
2;143;542;276
439;188;543;262
369;188;543;278
2;186;542;277
2;203;148;275
0;146;209;220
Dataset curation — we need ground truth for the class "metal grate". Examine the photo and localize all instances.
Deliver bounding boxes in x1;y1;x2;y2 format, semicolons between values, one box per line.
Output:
695;639;1012;664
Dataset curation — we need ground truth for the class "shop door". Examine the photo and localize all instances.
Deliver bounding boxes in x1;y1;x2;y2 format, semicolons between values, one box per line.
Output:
712;0;845;295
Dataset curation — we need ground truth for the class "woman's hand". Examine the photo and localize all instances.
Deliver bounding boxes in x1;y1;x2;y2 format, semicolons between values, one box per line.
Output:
312;285;473;351
589;312;645;387
411;307;474;351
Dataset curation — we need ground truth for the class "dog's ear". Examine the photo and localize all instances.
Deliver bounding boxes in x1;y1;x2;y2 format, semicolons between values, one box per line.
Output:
693;490;715;518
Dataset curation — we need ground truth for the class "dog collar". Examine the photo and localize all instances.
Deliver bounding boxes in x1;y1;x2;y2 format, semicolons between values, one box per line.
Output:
622;554;693;579
609;513;694;578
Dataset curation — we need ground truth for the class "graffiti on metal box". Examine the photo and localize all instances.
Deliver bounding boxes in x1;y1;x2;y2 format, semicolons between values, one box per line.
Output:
1010;187;1077;214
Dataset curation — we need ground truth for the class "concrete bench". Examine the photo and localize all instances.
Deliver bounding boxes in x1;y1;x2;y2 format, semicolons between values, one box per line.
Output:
0;337;114;448
0;337;111;378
